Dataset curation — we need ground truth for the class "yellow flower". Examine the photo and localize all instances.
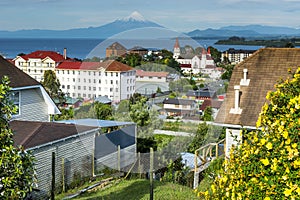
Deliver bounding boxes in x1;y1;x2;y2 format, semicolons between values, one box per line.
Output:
292;143;297;148
283;131;288;139
264;197;271;200
285;167;290;173
266;142;273;150
284;188;293;196
294;159;300;167
261;158;270;166
260;138;267;145
286;138;291;145
282;175;288;180
296;187;300;195
211;185;216;193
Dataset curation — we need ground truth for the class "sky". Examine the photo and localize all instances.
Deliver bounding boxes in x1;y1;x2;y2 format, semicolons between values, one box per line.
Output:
1;0;300;32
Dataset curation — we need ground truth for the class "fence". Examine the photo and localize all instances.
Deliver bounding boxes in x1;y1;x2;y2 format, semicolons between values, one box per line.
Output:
193;139;226;189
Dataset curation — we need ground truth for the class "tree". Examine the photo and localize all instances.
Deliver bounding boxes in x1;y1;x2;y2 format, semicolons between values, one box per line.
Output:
93;102;113;120
41;70;65;105
0;76;35;198
202;106;213;121
220;64;235;81
201;68;300;199
54;107;74;121
208;46;221;64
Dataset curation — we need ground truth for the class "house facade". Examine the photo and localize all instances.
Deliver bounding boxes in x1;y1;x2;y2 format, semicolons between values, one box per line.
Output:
56;60;136;102
215;48;300;157
163;98;198;117
13;49;71;82
0;55;60;122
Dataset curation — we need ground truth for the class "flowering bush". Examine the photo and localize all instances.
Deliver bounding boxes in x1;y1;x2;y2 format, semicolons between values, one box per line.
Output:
199;68;300;199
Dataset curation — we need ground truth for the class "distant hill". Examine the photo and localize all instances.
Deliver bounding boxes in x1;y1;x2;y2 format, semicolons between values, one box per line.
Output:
187;25;300;39
0;11;163;39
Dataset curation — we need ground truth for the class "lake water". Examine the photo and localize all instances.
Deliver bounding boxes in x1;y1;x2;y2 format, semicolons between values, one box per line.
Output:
0;38;264;59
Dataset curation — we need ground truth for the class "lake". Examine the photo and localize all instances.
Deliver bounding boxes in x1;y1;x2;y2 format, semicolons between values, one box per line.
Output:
0;38;264;59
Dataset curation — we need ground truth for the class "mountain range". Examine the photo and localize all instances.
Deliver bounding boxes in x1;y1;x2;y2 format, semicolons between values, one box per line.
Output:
1;11;300;39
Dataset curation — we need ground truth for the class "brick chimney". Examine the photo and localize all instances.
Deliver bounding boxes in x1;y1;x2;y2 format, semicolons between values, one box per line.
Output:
63;48;67;60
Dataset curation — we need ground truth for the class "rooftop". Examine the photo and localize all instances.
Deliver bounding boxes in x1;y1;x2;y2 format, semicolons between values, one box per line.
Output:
215;48;300;127
0;55;40;88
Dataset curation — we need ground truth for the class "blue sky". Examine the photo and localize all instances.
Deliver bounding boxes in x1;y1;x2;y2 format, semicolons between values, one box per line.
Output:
1;0;300;32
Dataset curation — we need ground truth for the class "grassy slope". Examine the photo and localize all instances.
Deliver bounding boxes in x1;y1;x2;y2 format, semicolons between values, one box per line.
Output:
73;179;198;200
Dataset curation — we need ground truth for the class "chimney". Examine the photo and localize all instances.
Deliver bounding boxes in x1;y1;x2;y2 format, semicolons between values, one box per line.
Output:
63;48;67;60
240;68;250;86
230;85;242;114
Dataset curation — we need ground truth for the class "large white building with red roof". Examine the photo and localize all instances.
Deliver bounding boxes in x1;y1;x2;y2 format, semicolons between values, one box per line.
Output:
13;49;72;82
55;60;136;102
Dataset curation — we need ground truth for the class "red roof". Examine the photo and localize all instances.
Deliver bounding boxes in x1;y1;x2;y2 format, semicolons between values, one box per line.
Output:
17;50;70;62
56;60;134;72
136;70;168;77
180;64;191;68
174;38;180;48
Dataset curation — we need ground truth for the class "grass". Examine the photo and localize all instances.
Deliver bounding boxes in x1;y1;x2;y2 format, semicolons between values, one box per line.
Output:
69;179;198;200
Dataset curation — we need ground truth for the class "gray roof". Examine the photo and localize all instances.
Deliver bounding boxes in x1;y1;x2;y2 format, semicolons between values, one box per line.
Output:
163;98;196;105
56;118;135;128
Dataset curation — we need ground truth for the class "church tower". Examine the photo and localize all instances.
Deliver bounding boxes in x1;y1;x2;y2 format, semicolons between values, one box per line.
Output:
173;38;181;59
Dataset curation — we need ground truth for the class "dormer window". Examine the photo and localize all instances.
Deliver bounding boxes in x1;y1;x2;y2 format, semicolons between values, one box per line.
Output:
10;91;20;116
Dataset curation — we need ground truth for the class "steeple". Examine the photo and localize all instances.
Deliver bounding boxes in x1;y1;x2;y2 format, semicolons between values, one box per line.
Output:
173;38;181;59
174;38;180;49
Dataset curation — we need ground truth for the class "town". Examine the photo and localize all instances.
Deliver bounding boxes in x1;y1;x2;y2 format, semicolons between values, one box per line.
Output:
1;9;300;200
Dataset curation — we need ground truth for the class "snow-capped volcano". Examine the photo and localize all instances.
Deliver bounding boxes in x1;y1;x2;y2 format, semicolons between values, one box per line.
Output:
0;11;163;38
123;11;146;22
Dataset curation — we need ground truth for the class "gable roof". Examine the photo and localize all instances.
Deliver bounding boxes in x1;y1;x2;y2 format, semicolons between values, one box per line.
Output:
186;88;216;98
215;48;300;127
15;50;70;62
56;60;134;72
163;98;196;105
136;70;168;77
11;120;97;149
107;42;127;51
0;55;40;88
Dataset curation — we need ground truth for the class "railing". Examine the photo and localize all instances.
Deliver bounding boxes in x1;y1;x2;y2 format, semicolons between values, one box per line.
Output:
193;139;225;189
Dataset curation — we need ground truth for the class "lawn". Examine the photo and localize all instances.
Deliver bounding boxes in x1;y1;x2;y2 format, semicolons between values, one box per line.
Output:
71;179;198;200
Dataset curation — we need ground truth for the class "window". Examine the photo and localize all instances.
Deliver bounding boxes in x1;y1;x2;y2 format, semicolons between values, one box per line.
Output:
105;72;107;76
94;79;96;83
88;94;91;98
73;78;75;82
111;72;113;76
67;85;70;89
116;88;118;92
99;87;101;91
84;79;86;83
88;71;91;75
73;71;75;75
78;78;80;82
116;80;118;84
110;80;113;84
62;85;65;89
10;91;20;115
116;73;118;77
93;87;96;91
98;79;101;84
94;72;96;76
110;88;113;92
78;86;81;90
89;86;91;91
89;79;91;83
83;86;86;90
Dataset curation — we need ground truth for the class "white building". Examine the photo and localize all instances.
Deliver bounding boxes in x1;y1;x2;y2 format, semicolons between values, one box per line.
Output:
13;49;71;82
56;60;136;102
173;39;217;75
221;48;256;64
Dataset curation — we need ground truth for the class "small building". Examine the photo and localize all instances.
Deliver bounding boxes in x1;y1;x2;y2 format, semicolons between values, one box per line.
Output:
0;55;60;122
128;46;148;57
162;98;198;117
106;42;127;58
186;88;217;101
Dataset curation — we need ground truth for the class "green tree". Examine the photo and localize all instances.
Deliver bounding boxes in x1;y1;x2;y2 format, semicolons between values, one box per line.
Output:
0;76;35;199
41;70;65;105
208;46;221;64
202;106;213;121
54;107;74;120
220;64;235;81
129;96;150;127
202;68;300;199
94;102;113;120
188;123;209;153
